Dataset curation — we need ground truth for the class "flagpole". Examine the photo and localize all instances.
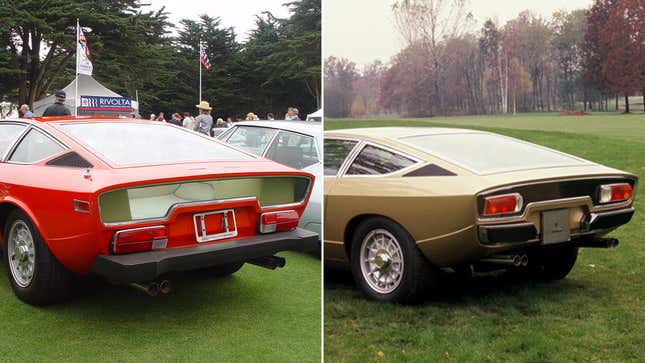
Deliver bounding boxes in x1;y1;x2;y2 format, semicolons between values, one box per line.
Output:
199;39;202;102
74;18;79;117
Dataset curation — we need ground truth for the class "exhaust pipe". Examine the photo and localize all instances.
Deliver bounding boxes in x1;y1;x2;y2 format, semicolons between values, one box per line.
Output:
578;237;619;248
479;254;525;267
129;282;159;296
248;255;286;270
159;280;171;294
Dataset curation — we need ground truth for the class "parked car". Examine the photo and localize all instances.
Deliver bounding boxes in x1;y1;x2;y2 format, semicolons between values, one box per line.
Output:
324;127;637;303
0;116;317;305
218;121;322;240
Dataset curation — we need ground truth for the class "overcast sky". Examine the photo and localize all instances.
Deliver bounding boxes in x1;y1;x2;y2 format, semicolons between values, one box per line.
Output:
324;0;594;68
147;0;291;41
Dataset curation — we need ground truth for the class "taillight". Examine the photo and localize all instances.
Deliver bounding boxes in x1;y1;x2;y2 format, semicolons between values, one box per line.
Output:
483;193;523;216
598;183;633;203
259;210;299;234
111;226;168;254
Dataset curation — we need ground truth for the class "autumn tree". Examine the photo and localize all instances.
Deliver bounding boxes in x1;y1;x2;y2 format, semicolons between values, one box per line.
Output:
324;56;358;118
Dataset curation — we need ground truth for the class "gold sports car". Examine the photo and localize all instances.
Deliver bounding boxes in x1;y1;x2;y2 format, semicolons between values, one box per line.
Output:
324;127;637;303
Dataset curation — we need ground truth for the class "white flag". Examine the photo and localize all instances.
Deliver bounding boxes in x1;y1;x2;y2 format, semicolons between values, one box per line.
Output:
76;23;93;76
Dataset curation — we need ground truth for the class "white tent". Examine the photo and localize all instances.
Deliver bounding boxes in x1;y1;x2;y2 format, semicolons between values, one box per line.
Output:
33;74;133;116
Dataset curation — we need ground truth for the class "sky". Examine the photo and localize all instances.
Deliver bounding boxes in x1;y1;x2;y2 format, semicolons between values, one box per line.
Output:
146;0;291;41
324;0;594;68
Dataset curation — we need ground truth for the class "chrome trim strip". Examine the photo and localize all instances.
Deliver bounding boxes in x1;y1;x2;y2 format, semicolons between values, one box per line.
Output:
3;123;70;164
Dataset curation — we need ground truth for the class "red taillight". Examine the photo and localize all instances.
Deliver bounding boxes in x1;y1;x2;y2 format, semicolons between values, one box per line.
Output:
112;226;168;254
259;210;299;234
483;193;523;216
599;183;633;203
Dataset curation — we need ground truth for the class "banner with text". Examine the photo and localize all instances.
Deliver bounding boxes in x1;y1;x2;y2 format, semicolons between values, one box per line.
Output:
79;96;132;112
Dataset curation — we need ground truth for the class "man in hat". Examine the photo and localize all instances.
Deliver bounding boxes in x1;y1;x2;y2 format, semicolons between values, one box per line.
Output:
43;90;71;116
195;101;214;136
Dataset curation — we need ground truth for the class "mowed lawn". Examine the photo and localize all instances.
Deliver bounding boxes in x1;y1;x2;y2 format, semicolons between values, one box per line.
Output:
324;114;645;362
0;251;321;362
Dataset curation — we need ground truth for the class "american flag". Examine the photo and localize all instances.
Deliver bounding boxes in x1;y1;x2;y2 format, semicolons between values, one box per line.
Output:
200;45;211;70
78;26;90;57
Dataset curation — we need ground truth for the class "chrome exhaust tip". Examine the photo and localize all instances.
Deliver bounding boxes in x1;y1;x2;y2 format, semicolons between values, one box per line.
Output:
512;255;522;267
159;280;171;294
130;282;159;296
520;255;529;266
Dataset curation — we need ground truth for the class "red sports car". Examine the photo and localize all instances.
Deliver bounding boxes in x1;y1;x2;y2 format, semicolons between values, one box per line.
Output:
0;116;317;305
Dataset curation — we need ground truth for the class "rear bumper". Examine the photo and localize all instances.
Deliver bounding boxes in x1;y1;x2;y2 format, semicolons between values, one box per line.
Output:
92;228;318;283
478;207;634;245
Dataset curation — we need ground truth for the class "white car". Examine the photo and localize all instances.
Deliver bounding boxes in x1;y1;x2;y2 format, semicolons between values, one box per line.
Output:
218;121;322;240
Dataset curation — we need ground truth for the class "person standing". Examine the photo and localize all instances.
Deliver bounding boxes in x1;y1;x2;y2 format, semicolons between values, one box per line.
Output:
168;113;182;126
195;101;214;136
183;112;196;130
267;113;275;120
19;105;36;118
42;90;71;116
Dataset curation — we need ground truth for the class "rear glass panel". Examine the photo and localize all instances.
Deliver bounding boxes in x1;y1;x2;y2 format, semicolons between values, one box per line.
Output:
60;122;254;165
99;176;311;223
402;133;589;174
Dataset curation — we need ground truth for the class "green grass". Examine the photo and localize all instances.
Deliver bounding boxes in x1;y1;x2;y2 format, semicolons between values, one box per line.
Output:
324;114;645;362
328;112;645;144
0;251;321;362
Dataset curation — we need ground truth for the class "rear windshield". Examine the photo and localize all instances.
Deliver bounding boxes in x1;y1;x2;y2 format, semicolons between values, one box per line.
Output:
401;133;589;174
59;122;254;165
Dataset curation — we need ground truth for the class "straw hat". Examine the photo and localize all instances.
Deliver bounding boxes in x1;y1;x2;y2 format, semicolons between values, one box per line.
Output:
195;101;212;111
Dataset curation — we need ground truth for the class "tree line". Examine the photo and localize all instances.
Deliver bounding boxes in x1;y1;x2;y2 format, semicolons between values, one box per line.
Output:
325;0;643;118
0;0;321;119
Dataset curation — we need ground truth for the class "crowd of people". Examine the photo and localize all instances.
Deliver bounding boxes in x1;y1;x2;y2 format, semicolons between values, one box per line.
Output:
148;103;306;136
2;89;312;136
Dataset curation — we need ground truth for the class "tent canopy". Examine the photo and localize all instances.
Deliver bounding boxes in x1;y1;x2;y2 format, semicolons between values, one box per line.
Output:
33;75;128;116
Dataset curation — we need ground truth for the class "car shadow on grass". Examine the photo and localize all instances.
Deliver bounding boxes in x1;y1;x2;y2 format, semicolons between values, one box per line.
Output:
324;266;591;308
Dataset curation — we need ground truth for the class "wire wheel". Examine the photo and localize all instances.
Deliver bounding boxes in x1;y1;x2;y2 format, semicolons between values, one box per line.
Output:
7;220;36;288
359;228;405;294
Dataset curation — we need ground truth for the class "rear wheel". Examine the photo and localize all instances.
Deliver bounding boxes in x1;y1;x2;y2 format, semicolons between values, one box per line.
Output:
2;210;72;305
530;244;578;280
350;217;437;304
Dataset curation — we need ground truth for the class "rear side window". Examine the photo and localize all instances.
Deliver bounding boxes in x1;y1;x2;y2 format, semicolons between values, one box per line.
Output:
9;128;64;163
0;124;26;158
324;139;357;176
346;145;415;175
266;131;319;170
225;126;277;155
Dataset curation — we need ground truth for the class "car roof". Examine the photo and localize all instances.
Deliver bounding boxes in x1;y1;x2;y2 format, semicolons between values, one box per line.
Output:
233;120;321;136
325;127;483;141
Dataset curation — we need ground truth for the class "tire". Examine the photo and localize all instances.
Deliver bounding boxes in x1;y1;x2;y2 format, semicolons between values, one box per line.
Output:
2;209;72;305
194;262;244;278
350;217;437;304
530;244;579;281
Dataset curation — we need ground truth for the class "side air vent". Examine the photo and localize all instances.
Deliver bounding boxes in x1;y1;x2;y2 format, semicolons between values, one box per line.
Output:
46;151;93;168
404;164;456;177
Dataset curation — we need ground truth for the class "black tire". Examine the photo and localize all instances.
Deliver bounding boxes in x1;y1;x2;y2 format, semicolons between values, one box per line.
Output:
530;244;579;281
193;262;244;278
2;209;72;305
350;217;437;304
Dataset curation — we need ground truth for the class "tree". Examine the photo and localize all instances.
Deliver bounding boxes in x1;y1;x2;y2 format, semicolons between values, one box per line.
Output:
324;56;357;118
552;9;587;110
0;0;170;108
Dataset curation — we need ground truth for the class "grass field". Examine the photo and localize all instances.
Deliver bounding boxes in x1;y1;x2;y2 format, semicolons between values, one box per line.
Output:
0;251;321;362
324;113;645;362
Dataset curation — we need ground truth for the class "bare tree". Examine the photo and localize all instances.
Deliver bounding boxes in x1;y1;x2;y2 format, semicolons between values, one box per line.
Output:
392;0;472;115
